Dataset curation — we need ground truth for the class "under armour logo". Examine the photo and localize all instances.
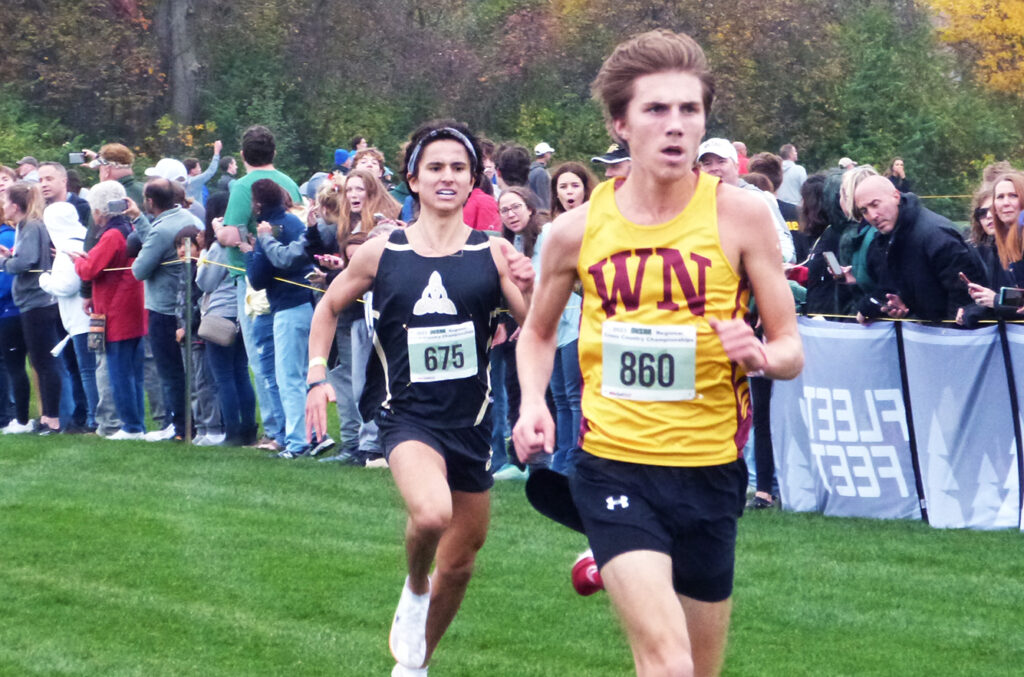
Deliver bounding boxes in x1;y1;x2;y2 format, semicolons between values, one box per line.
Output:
413;271;457;316
606;495;629;511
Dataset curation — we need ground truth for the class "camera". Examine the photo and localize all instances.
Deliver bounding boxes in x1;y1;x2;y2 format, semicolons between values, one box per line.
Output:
998;287;1024;308
68;152;85;165
107;198;129;214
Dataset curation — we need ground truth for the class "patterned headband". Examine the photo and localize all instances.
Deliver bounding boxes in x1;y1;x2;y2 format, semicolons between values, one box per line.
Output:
406;127;478;178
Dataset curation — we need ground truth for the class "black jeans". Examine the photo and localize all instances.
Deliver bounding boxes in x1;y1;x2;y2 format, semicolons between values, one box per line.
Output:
750;376;775;495
148;311;187;436
19;305;64;419
0;314;30;424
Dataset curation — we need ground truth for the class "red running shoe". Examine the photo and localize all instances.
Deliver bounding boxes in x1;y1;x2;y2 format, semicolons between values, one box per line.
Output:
571;550;604;596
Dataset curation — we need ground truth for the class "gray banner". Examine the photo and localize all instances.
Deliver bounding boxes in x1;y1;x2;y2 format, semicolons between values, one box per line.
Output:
902;324;1021;530
771;319;921;520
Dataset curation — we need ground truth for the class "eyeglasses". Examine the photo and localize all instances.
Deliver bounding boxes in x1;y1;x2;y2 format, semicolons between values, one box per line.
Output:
975;207;991;220
499;203;526;215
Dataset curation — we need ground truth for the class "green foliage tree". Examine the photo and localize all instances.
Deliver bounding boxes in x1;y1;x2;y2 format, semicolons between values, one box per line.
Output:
0;0;1020;210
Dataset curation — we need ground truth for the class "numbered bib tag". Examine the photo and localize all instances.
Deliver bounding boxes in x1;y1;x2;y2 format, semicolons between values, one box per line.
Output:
408;321;478;383
601;322;696;401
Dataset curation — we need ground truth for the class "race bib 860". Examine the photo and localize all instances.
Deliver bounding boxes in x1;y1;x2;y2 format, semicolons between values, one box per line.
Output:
601;321;696;401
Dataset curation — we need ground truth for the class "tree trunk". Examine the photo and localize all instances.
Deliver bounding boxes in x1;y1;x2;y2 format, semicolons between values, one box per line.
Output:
156;0;200;123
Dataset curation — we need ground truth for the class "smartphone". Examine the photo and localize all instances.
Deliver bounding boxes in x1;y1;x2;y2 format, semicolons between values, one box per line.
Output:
822;251;843;277
68;152;85;165
107;198;128;213
304;271;320;281
958;272;972;285
373;212;386;223
999;287;1024;307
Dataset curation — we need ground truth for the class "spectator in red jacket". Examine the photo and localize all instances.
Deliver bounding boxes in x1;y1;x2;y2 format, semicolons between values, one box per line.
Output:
71;180;148;440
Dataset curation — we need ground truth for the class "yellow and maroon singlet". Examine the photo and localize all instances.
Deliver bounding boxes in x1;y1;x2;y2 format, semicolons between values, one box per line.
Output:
576;172;752;467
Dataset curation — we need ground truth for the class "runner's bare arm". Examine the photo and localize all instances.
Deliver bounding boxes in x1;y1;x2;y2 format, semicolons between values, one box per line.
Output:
513;209;585;460
715;187;803;380
305;236;386;440
489;238;534;325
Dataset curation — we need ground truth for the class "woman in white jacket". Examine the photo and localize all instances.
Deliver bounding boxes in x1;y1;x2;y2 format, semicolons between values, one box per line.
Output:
40;201;97;432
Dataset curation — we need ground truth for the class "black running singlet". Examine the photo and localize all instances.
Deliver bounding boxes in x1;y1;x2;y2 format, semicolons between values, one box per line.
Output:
360;228;502;429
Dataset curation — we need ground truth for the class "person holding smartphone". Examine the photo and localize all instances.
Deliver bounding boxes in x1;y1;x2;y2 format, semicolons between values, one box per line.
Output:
850;174;985;323
958;173;1024;326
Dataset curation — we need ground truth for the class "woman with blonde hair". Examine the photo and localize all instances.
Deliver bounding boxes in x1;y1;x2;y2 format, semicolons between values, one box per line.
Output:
336;168;401;243
0;182;65;433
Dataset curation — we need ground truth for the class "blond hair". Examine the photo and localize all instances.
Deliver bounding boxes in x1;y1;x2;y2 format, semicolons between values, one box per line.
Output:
840;165;880;221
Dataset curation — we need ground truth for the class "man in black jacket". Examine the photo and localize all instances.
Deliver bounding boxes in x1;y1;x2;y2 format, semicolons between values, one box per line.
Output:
853;175;985;323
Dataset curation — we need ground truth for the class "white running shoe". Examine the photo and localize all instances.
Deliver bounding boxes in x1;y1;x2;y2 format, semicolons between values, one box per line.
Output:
106;429;145;441
193;434;225;447
143;424;176;442
392;663;428;676
204;432;226;445
365;457;389;469
389;576;431;669
2;419;37;434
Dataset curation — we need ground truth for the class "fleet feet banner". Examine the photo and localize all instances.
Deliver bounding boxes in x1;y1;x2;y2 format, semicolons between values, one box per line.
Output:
770;319;922;520
1001;325;1024;532
901;324;1021;530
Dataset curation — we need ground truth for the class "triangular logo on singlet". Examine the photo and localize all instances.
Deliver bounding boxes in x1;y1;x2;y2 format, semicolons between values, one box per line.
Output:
412;270;457;316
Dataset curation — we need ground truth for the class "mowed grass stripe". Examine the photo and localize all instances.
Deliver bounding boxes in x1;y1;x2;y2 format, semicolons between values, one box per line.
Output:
1;435;1022;676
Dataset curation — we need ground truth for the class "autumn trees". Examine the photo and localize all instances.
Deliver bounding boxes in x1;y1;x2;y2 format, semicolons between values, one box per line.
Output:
0;0;1021;208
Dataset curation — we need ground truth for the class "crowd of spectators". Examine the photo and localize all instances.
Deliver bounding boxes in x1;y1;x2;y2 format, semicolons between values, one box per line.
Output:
0;128;1019;489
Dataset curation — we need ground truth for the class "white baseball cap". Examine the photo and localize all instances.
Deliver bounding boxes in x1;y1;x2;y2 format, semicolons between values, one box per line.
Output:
697;138;738;164
144;158;188;184
534;142;555;156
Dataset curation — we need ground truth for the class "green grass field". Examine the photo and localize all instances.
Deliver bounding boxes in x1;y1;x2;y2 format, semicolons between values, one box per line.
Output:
1;436;1022;676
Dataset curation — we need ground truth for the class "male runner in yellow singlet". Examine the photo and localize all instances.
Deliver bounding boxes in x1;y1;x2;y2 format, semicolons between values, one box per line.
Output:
514;30;803;677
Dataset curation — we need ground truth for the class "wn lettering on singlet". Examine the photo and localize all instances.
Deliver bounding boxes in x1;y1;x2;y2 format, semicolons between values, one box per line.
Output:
360;228;502;429
576;172;753;467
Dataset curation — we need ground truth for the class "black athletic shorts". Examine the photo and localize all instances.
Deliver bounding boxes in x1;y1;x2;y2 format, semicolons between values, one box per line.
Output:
569;451;747;603
377;411;494;493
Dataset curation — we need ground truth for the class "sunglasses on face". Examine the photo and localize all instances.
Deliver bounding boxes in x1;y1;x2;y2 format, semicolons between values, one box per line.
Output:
975;207;990;219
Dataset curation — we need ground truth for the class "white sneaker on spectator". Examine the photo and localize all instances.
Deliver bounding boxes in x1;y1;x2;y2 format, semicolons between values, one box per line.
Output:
106;429;144;441
143;424;176;442
392;663;428;676
205;432;226;445
3;419;37;434
192;434;214;446
365;457;389;469
389;576;431;669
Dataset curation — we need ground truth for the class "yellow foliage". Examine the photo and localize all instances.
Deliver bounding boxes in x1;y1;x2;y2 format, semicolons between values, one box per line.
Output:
926;0;1024;93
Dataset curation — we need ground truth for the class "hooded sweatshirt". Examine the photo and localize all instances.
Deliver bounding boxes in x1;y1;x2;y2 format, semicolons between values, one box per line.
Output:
39;202;90;336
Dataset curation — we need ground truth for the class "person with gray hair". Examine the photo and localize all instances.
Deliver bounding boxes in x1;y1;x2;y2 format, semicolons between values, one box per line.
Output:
71;180;148;440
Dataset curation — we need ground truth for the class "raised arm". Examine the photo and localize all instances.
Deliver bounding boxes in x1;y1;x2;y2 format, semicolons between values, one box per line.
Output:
192;140;222;186
512;208;584;460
